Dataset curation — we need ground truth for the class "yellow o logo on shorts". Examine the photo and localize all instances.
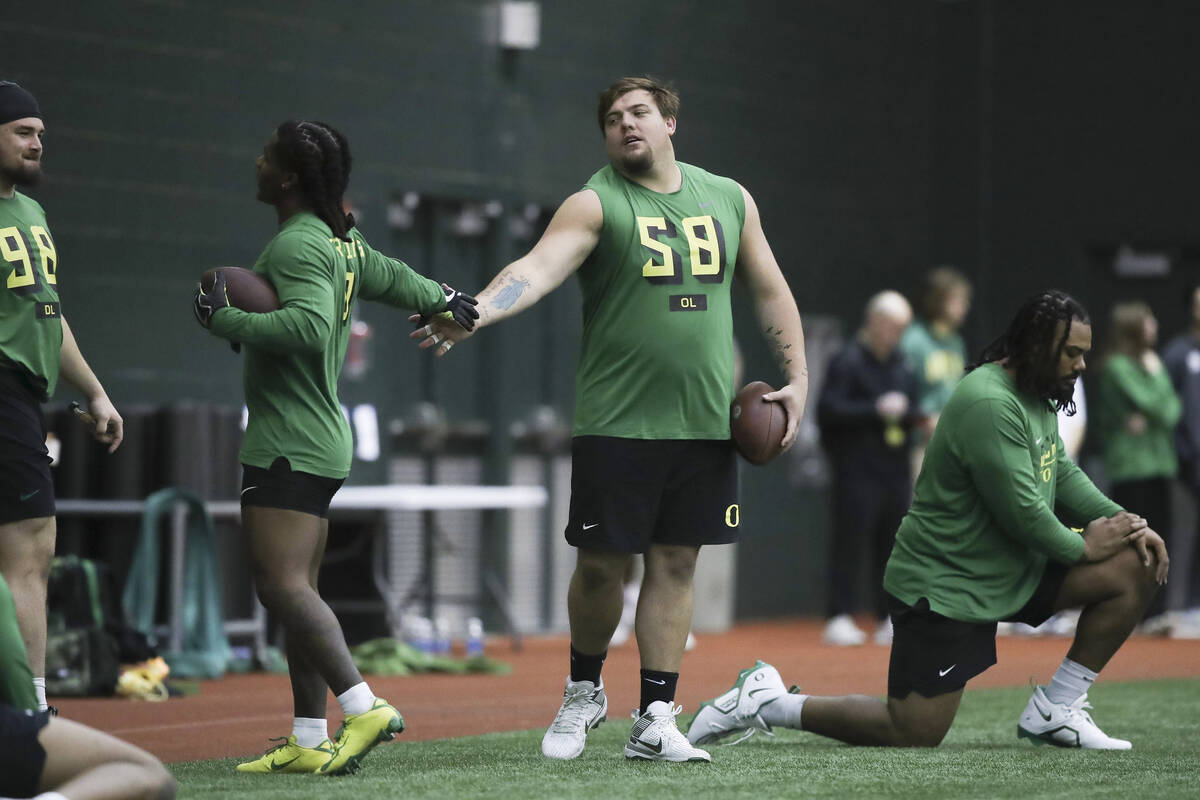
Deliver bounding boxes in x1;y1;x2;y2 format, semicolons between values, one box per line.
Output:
724;504;740;528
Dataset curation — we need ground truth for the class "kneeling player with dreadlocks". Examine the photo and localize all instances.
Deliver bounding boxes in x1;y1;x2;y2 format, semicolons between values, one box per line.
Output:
689;289;1168;750
193;120;477;775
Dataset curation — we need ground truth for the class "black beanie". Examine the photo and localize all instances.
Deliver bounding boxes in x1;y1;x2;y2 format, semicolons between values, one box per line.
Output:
0;82;41;126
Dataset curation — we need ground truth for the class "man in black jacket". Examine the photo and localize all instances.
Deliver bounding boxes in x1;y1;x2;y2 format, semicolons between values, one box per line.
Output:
817;290;920;646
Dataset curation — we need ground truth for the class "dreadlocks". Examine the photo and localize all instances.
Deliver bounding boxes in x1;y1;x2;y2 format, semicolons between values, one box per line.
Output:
274;120;356;241
972;289;1090;414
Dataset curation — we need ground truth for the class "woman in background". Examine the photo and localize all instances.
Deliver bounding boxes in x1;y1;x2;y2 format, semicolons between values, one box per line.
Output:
1097;301;1180;627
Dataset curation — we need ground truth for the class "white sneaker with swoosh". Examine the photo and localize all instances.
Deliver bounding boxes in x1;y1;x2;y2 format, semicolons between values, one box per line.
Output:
625;701;710;762
541;678;607;759
1017;685;1131;749
686;660;787;746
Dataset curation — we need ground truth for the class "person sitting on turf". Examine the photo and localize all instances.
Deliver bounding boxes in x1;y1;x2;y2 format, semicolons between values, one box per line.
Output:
0;571;176;800
688;289;1168;750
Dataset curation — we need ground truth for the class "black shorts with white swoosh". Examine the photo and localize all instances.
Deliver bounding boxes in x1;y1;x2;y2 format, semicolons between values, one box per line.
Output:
0;368;55;525
885;560;1069;699
240;456;344;519
564;436;739;552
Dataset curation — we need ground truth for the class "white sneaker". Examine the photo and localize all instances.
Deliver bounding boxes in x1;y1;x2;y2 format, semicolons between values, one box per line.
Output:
687;660;788;746
822;614;867;646
1017;686;1131;750
541;678;607;759
625;701;711;762
873;617;893;645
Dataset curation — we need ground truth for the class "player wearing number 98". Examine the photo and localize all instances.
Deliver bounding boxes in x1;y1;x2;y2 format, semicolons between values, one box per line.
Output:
194;120;475;776
0;80;124;715
411;76;807;763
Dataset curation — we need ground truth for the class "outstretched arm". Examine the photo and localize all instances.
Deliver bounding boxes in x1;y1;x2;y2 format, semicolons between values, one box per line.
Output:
58;316;123;452
735;185;807;449
411;189;602;356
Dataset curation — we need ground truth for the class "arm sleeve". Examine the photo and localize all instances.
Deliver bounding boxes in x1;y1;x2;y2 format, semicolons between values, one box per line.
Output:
817;352;881;430
356;234;447;313
1107;356;1182;427
209;234;336;354
960;397;1087;564
1055;445;1123;523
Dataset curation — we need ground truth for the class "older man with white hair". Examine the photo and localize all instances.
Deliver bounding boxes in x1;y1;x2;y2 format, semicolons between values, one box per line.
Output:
815;290;920;646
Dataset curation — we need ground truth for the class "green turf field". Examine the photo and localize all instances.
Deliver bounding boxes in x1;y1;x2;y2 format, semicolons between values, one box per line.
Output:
172;679;1199;799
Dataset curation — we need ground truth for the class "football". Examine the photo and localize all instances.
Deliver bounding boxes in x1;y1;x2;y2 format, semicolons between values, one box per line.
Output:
730;380;787;465
200;266;280;313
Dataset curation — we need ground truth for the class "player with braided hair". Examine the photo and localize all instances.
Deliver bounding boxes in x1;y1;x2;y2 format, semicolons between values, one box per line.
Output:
690;289;1169;750
193;120;476;776
275;121;354;241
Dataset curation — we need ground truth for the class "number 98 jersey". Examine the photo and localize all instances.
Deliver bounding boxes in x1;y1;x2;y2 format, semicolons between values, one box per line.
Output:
0;192;62;401
573;162;745;440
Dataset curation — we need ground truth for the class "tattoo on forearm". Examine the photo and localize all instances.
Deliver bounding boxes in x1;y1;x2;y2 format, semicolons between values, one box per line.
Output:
492;276;531;311
764;325;797;371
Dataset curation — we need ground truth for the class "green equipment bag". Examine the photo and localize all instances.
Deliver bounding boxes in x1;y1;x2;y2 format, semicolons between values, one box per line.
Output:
45;556;121;696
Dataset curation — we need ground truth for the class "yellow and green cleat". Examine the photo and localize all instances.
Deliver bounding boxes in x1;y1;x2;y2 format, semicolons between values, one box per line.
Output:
319;698;405;776
236;734;336;774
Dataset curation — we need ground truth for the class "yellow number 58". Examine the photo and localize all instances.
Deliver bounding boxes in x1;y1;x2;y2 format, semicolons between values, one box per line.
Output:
636;215;727;285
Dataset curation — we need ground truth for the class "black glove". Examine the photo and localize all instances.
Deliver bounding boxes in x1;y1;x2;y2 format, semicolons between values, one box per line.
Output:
193;271;240;352
441;283;479;331
193;270;230;328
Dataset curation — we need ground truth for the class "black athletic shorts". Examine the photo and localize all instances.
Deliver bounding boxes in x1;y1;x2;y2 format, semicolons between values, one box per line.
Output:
886;560;1070;699
240;457;344;519
565;436;739;552
0;705;51;798
0;369;55;525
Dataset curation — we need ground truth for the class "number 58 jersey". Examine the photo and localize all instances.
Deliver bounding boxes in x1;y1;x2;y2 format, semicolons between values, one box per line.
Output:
574;162;745;440
0;192;62;400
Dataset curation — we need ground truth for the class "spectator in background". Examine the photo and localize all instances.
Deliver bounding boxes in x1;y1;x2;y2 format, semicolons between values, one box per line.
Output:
1097;301;1179;628
817;291;920;646
1161;282;1200;633
900;268;971;482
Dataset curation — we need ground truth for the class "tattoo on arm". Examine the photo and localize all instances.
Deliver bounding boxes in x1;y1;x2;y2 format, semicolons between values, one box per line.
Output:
764;325;796;370
492;276;531;311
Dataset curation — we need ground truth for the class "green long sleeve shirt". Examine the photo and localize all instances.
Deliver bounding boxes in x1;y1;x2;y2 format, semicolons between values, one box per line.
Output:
1097;354;1181;483
210;213;446;477
884;363;1122;622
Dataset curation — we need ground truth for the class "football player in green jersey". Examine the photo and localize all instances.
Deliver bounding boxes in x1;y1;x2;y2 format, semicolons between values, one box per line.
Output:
413;76;807;762
0;81;124;714
689;290;1169;751
195;120;476;775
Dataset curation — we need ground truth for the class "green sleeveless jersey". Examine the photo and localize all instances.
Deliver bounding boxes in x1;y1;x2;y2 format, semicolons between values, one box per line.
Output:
574;163;745;439
0;192;62;400
210;212;446;478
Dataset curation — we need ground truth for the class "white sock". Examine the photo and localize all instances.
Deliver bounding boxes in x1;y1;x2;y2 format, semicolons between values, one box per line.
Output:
758;692;808;730
1044;657;1097;705
33;677;47;711
32;793;69;800
336;682;375;717
292;717;328;748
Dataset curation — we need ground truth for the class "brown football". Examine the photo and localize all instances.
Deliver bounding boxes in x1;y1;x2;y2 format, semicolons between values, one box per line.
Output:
200;267;280;313
730;380;787;465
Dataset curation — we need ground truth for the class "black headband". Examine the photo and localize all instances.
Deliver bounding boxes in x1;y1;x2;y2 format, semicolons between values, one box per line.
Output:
0;82;41;126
